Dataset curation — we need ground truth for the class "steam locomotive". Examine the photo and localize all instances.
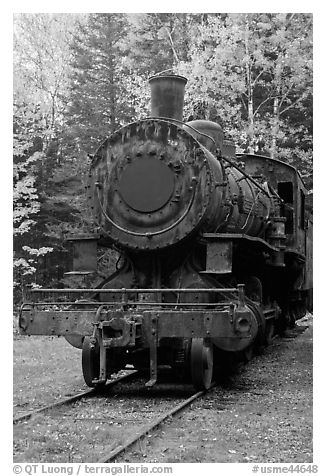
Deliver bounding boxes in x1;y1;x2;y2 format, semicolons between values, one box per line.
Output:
19;74;313;390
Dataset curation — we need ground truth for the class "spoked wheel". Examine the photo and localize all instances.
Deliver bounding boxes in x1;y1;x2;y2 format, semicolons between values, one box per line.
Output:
190;338;214;390
82;336;102;388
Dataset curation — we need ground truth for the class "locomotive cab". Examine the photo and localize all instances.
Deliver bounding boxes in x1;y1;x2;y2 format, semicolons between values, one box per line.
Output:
238;153;313;317
238;153;310;253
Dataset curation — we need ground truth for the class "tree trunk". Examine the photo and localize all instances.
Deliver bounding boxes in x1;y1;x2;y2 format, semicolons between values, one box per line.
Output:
247;86;255;153
244;18;255;154
270;96;279;160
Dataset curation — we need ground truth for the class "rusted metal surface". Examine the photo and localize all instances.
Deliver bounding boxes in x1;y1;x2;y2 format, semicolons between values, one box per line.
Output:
184;119;224;152
204;240;233;273
149;73;187;121
19;309;95;335
303;217;313;290
153;308;255;342
65;234;99;272
190;338;214;390
26;287;239;294
88;116;276;251
82;335;102;387
20;304;257;347
143;313;158;387
20;287;251;351
119;157;175;213
238;153;309;255
89;118;220;251
202;233;279;252
19;283;257;388
100;317;136;348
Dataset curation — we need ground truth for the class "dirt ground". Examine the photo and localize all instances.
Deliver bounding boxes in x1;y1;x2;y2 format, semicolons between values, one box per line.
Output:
13;316;313;463
13;335;85;415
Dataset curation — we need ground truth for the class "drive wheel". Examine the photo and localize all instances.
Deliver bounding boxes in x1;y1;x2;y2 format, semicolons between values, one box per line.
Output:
82;336;101;388
190;338;214;390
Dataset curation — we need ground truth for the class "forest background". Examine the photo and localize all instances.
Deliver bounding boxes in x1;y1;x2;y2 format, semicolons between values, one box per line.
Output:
13;13;313;306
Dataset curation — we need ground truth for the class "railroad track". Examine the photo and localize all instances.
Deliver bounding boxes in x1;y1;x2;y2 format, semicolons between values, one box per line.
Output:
97;327;310;463
13;324;310;463
13;370;138;425
13;371;216;463
99;386;210;463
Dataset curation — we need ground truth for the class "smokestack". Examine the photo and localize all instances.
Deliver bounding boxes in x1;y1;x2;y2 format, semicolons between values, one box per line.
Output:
149;73;187;122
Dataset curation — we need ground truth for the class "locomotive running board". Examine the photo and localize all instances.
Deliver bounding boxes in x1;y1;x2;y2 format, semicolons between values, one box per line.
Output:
19;285;245;337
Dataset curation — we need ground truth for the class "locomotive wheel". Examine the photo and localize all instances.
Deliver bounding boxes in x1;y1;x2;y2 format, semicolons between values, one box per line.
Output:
82;336;101;388
190;338;214;390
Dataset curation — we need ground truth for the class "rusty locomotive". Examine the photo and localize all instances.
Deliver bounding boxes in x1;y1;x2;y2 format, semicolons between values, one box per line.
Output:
19;74;313;390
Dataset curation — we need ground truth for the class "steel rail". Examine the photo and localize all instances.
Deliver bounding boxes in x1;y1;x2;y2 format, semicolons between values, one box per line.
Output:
13;371;138;425
99;385;214;463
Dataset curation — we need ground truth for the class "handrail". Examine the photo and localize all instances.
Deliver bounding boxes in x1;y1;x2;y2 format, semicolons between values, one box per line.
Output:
22;302;236;308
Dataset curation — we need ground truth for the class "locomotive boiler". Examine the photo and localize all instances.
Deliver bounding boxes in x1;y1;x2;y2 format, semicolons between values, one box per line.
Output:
19;74;313;390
